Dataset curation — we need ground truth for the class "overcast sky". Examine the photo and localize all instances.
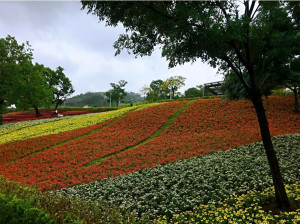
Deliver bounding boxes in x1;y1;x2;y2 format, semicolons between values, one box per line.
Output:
0;1;222;96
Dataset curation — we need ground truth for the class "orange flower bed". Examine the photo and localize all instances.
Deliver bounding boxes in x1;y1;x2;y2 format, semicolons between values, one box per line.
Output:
72;97;300;186
0;97;299;191
0;101;186;190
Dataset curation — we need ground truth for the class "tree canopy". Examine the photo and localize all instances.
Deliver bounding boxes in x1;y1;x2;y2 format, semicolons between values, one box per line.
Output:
105;80;128;107
46;66;75;110
185;87;203;98
17;63;53;117
82;0;300;209
0;35;75;121
0;35;33;124
161;76;186;99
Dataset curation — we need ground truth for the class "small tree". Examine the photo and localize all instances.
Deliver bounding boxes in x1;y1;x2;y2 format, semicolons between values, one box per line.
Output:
105;80;127;107
185;87;203;98
285;58;300;113
149;79;165;100
46;66;75;110
163;76;186;99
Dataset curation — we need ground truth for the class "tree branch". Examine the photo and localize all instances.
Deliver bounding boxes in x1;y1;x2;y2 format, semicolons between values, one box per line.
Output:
228;41;251;71
249;0;256;17
222;55;250;92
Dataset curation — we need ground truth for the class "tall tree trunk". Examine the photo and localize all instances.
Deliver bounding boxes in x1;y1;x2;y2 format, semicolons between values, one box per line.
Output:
33;105;41;117
251;94;290;209
0;100;4;125
292;87;298;113
55;103;59;111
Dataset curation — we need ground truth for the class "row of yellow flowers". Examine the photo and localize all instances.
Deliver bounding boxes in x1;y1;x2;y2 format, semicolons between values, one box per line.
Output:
0;103;160;144
155;182;300;223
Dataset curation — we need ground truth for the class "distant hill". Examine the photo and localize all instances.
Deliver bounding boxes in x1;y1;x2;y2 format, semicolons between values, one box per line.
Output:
65;91;143;107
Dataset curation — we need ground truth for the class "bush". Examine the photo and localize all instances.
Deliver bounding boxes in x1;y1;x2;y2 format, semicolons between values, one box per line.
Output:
0;176;142;224
0;193;54;224
272;89;294;97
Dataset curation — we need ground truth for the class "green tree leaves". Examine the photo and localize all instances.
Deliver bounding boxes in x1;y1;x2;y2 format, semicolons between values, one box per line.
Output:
105;80;128;107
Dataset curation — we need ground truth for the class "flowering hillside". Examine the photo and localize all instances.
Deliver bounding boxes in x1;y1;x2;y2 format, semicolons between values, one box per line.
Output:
0;97;299;192
0;101;186;190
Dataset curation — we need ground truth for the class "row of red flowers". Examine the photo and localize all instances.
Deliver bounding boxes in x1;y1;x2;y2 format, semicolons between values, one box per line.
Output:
2;109;107;124
0;119;113;162
0;101;187;190
36;96;299;190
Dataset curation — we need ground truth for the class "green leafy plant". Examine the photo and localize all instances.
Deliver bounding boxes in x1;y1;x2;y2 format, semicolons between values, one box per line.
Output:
0;193;55;224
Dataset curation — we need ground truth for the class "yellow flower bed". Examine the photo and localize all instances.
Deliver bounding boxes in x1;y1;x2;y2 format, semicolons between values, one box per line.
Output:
156;182;300;224
0;103;160;144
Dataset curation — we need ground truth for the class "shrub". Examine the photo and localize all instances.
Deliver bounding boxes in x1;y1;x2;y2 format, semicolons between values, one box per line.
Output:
0;176;143;224
0;193;54;224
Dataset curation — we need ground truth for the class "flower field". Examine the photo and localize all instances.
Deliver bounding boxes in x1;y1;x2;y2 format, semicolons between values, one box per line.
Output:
57;133;300;219
66;97;300;184
2;109;112;124
0;106;136;144
0;119;113;162
155;181;300;223
0;96;299;223
0;101;186;190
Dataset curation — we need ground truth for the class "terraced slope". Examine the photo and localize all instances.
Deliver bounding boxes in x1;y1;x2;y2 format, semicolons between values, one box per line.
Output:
57;133;300;219
69;97;300;185
0;97;299;194
0;101;187;190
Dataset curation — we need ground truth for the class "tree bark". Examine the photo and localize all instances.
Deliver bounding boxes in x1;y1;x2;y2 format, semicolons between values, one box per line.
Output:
0;100;4;125
33;105;41;117
55;103;59;111
251;93;290;209
292;87;298;113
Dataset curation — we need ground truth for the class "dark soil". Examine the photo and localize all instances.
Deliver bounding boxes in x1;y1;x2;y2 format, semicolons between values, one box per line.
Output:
262;199;299;215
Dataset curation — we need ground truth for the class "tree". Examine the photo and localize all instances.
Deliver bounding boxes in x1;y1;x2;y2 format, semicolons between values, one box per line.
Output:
46;66;75;110
0;35;33;125
185;87;203;98
17;63;53;117
162;76;186;99
82;1;300;209
221;58;300;110
105;80;127;107
150;79;163;92
284;58;300;113
149;79;164;100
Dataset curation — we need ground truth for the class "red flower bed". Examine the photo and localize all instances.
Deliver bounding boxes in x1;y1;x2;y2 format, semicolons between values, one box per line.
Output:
0;101;187;190
0;119;113;163
54;97;300;189
2;109;107;124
